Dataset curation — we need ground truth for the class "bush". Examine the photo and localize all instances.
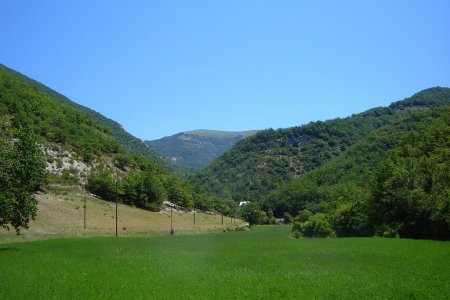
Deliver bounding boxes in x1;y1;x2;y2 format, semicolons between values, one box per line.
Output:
240;202;268;226
86;167;116;200
295;209;313;223
301;213;335;237
292;213;334;238
266;210;277;224
292;229;301;239
330;202;371;237
113;153;133;170
121;171;166;210
283;212;293;224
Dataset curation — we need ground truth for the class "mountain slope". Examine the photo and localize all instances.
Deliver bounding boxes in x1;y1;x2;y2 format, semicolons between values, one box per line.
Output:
193;87;450;203
145;129;258;170
263;105;450;215
0;65;120;164
0;64;206;211
0;64;180;173
266;105;450;239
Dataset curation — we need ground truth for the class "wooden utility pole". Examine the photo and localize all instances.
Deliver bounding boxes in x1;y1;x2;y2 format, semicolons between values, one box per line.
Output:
221;213;224;225
170;208;173;233
194;209;196;227
115;180;118;237
83;197;87;229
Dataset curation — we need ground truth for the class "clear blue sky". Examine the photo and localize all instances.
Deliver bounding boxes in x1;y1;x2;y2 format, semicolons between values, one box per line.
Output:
1;1;449;140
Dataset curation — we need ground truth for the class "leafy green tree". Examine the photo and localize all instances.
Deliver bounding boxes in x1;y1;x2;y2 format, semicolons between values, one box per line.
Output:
294;209;313;223
330;201;371;237
266;210;277;224
292;213;334;238
122;171;167;210
0;123;46;234
283;212;293;224
240;202;267;226
368;109;450;240
163;176;193;208
86;166;116;201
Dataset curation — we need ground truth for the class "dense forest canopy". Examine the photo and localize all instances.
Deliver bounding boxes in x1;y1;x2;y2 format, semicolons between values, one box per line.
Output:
282;106;450;240
192;87;450;239
193;87;450;204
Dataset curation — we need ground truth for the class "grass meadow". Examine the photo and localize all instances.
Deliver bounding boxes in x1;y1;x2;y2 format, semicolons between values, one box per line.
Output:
1;226;449;299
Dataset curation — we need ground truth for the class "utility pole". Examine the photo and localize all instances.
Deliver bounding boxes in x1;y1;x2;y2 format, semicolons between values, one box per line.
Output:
115;180;118;237
221;213;224;225
83;196;86;229
170;208;173;233
194;209;196;227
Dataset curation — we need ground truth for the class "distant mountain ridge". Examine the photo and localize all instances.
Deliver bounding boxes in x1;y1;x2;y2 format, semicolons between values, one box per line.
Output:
183;129;258;138
145;130;259;170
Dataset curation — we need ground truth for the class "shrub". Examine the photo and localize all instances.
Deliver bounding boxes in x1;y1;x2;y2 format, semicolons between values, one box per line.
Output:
86;166;116;200
283;212;293;224
292;229;301;239
292;213;334;238
121;171;166;210
330;202;371;237
295;209;313;223
266;210;277;224
113;153;133;170
301;213;335;237
240;202;268;226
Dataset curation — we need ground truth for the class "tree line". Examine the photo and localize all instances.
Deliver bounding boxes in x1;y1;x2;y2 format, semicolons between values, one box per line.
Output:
256;106;450;240
192;88;450;205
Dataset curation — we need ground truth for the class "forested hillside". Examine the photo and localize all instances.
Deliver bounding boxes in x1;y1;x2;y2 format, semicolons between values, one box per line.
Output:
145;130;258;170
0;65;226;219
193;87;450;203
0;64;183;174
0;65;120;163
269;106;450;239
2;63;449;239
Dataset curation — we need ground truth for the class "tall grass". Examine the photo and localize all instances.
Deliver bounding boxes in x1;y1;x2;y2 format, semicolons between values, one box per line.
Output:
0;226;449;299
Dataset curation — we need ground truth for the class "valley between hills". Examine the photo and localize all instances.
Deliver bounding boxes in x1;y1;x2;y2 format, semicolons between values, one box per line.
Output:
1;63;450;300
1;63;450;241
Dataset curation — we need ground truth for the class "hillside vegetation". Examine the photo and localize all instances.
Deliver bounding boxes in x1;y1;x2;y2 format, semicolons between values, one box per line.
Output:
0;65;228;230
146;129;258;170
191;88;450;239
193;88;450;204
1;63;449;240
265;106;450;239
0;64;185;174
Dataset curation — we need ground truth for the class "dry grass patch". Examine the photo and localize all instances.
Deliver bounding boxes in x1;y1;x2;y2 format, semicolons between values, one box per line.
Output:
0;187;245;242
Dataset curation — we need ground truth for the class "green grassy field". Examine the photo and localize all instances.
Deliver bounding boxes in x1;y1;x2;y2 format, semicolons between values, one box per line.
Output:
0;226;449;299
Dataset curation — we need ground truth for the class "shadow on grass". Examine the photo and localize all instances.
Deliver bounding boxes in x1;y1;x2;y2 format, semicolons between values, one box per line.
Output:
0;247;19;251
